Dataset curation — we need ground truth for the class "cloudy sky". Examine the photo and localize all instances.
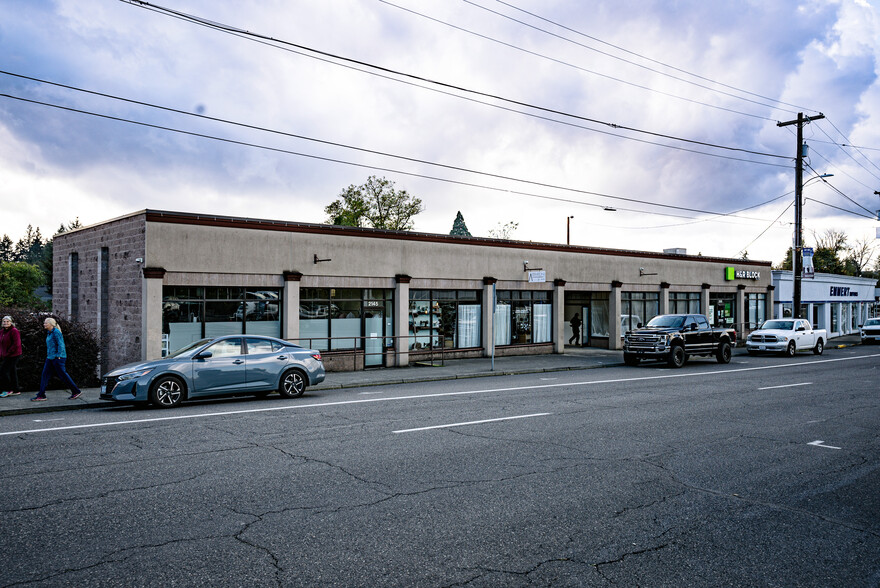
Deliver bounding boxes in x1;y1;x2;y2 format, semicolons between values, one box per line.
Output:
2;0;879;265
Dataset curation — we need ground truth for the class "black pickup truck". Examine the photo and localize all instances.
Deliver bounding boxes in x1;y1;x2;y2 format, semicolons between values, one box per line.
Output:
623;314;736;368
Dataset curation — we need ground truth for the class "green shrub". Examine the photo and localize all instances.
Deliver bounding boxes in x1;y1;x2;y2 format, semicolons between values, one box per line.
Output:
0;307;100;391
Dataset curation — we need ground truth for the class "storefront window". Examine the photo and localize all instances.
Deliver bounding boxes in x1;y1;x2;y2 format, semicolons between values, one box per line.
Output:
300;288;394;355
162;286;281;355
496;291;551;346
831;303;839;333
621;292;659;333
669;292;700;315
708;293;736;327
746;293;766;329
409;290;481;350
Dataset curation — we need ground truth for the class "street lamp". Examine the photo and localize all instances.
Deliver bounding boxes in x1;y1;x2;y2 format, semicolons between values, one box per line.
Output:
793;172;833;318
566;215;574;245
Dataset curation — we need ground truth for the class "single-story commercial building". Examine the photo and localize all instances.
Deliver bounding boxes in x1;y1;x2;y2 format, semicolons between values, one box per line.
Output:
771;270;878;336
52;210;774;373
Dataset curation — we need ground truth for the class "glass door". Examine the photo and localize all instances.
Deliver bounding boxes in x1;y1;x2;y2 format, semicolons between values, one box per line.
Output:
581;305;591;345
364;310;385;367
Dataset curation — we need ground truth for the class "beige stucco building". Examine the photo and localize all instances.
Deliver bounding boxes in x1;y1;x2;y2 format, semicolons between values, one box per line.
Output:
52;210;773;373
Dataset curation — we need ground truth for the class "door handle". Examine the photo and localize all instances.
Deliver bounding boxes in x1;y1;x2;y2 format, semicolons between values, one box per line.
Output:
233;359;244;365
277;356;287;360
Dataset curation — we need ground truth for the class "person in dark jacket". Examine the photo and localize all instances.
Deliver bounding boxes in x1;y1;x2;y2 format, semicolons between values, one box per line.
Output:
32;317;82;402
0;316;22;397
568;313;582;345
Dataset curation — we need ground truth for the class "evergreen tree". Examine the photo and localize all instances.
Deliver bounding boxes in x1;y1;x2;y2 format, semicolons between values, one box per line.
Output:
0;235;13;262
449;211;472;237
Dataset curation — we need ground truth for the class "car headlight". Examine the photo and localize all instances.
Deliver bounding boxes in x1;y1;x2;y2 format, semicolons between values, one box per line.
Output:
116;368;154;382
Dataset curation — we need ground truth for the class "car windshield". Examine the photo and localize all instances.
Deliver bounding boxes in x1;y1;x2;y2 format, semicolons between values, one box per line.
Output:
166;338;212;358
646;316;685;329
761;320;793;330
865;319;880;327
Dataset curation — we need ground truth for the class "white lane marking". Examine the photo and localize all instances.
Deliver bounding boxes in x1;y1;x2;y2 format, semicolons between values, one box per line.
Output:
32;418;65;422
3;352;879;437
808;440;842;450
393;413;551;434
539;377;558;381
758;382;813;390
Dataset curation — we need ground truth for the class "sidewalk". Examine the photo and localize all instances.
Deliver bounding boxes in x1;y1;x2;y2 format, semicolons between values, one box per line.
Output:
1;335;862;416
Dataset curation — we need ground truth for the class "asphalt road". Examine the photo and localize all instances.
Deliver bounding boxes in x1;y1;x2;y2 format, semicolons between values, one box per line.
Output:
1;346;878;587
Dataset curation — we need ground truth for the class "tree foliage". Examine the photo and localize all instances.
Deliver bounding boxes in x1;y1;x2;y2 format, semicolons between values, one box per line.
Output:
324;176;424;231
488;221;519;240
449;211;472;237
0;262;47;309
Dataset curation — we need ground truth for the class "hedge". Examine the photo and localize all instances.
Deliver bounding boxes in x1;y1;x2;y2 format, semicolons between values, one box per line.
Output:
0;307;100;392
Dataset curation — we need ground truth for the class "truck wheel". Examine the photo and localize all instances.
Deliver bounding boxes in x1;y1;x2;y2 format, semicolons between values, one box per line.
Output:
784;341;796;357
813;339;824;355
623;353;640;366
716;342;732;364
667;345;686;368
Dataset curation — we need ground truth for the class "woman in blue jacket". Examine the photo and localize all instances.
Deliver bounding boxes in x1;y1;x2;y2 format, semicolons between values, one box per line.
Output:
32;317;82;402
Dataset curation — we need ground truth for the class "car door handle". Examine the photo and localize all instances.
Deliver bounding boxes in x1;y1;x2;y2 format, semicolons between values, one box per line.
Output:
277;356;287;360
233;359;244;365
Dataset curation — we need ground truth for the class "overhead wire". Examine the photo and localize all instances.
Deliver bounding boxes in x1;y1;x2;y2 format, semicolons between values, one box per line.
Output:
1;91;784;224
118;0;791;163
491;0;818;115
379;0;781;121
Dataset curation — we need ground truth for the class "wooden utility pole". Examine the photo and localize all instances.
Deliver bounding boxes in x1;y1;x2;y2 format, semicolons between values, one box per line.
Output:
777;112;825;319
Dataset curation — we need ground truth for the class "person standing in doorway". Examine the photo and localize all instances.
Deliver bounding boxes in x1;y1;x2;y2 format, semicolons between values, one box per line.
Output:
568;313;582;346
32;317;82;402
0;316;22;397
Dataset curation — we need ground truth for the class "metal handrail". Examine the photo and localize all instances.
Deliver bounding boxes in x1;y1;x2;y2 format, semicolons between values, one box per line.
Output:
286;335;448;370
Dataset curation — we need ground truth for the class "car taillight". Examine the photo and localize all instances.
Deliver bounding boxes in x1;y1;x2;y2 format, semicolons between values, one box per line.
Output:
311;353;322;361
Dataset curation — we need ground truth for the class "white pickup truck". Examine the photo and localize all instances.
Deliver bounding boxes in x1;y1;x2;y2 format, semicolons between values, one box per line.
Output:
746;318;827;356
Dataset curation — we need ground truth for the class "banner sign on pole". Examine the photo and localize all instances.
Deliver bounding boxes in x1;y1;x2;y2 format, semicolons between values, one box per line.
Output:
802;247;815;279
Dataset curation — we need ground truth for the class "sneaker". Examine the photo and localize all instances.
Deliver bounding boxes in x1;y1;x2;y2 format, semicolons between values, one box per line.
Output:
0;392;9;398
8;391;20;396
31;395;47;402
68;391;82;400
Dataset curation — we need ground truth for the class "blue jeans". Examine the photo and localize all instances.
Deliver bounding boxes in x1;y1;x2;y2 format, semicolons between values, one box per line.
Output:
39;358;81;396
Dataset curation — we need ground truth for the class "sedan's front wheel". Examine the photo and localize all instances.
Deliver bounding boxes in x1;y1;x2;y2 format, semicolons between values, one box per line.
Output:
149;376;184;408
279;369;307;398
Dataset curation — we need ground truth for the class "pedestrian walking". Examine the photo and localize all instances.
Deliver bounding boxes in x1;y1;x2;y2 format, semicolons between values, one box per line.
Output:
568;313;582;345
32;317;82;402
0;315;22;397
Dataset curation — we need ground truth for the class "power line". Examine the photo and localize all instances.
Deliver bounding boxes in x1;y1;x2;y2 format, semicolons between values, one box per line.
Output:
0;91;779;224
380;0;782;121
737;200;795;258
118;0;791;163
491;0;819;116
805;162;877;217
804;198;878;220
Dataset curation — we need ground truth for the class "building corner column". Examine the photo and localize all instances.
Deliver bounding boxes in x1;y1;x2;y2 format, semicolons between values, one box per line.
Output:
609;280;622;350
736;284;746;342
282;271;302;342
553;279;566;353
659;282;670;315
482;277;496;358
701;283;711;319
141;267;165;361
395;275;411;367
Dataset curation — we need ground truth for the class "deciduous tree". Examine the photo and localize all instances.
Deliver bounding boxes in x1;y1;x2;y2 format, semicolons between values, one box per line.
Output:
324;176;424;230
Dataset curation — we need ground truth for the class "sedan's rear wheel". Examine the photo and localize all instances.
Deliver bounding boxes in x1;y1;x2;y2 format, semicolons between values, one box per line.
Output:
279;369;307;398
149;376;184;408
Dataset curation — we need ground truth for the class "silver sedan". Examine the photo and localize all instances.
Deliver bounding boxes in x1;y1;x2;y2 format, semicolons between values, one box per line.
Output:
101;335;325;408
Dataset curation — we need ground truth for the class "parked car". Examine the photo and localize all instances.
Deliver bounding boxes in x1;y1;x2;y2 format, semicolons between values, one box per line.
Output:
859;318;880;344
623;314;736;368
101;335;325;408
746;319;826;356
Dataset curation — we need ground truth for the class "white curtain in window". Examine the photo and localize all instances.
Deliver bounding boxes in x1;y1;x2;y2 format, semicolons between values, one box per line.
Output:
457;305;481;348
533;303;552;343
494;303;511;346
591;303;609;337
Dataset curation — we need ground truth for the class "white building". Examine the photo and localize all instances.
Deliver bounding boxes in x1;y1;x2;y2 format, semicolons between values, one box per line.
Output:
772;270;878;336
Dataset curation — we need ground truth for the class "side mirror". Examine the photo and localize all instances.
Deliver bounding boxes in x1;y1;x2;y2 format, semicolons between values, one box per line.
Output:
637;322;643;329
194;351;213;360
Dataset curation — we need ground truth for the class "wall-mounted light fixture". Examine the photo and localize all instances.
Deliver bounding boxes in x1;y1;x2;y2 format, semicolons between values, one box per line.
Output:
523;260;544;272
314;254;332;264
639;267;658;276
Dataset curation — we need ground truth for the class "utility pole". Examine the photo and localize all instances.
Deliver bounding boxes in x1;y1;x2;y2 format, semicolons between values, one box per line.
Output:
777;112;824;319
566;216;574;245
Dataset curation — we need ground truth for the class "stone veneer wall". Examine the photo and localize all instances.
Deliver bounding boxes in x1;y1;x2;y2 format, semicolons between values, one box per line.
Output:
53;213;147;373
